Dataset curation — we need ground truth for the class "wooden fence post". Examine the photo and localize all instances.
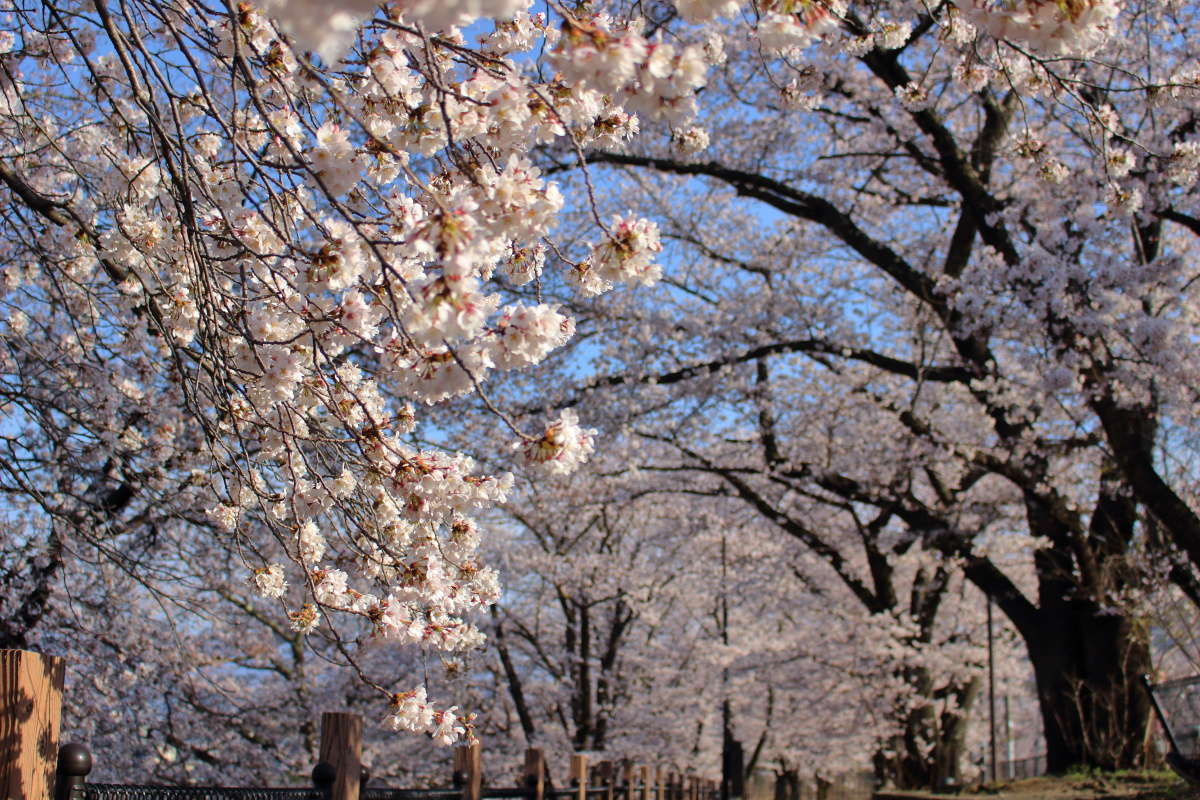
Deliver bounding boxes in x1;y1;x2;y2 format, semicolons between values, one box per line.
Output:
319;711;362;800
596;760;614;800
1;649;66;800
523;748;545;800
654;767;665;800
570;754;589;800
639;766;650;800
455;740;482;800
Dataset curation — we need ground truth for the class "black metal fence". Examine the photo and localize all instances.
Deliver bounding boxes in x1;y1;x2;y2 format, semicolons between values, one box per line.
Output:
55;744;718;800
1146;674;1200;758
56;744;342;800
75;789;328;800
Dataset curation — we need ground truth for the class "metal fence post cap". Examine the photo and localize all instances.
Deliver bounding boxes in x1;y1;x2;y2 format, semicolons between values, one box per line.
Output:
57;743;93;777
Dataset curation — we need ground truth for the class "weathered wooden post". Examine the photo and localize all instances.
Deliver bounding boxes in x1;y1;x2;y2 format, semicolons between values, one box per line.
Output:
596;760;614;800
1;649;66;800
454;740;482;800
622;762;635;800
570;754;589;800
654;767;665;800
639;766;650;800
319;711;363;800
523;748;545;800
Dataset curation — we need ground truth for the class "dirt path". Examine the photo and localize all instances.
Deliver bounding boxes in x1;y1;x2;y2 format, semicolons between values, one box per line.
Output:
875;773;1196;800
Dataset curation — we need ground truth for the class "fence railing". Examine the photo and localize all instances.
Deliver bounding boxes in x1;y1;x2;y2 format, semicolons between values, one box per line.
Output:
994;754;1047;782
53;740;720;800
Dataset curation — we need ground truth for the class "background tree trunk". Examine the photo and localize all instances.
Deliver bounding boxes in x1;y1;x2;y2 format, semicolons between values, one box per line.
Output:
1027;601;1151;772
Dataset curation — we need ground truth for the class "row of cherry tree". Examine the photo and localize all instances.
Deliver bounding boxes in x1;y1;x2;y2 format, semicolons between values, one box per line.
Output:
26;450;1005;786
503;0;1200;778
2;0;1199;788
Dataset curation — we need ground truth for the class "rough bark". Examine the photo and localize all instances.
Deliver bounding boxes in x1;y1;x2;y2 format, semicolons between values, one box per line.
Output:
1025;597;1151;772
875;673;980;790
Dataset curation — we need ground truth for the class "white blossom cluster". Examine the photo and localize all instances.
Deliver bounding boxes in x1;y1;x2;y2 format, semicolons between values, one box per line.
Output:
549;13;711;127
567;215;664;296
0;0;700;744
385;686;467;746
262;0;531;62
952;0;1121;56
756;1;847;55
517;410;598;476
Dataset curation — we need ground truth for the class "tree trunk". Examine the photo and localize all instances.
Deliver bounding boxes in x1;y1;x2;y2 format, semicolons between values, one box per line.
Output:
773;770;799;800
1025;596;1151;772
874;671;978;790
995;468;1153;774
930;676;980;790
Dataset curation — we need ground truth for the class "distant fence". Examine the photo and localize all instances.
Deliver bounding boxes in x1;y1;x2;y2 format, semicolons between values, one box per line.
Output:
743;754;1051;800
994;754;1047;782
745;769;874;800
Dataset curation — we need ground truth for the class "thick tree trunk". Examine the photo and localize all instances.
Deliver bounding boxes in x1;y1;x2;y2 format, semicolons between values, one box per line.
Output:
874;674;979;790
930;676;980;789
1000;466;1153;774
773;769;799;800
1025;600;1151;773
972;561;1153;775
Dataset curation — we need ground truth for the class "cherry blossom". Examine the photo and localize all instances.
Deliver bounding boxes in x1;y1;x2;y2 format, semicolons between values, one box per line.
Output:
953;0;1121;55
4;0;1199;778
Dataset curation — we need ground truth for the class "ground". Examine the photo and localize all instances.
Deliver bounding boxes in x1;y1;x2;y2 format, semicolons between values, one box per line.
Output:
875;772;1197;800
